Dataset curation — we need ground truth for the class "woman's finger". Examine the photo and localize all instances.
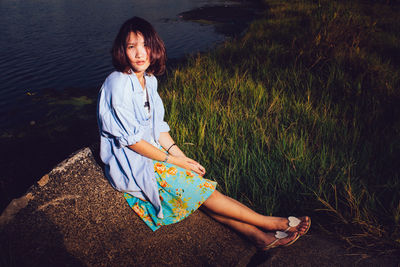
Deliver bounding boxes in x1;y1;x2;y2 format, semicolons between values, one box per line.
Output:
194;164;206;176
188;163;202;176
199;165;206;174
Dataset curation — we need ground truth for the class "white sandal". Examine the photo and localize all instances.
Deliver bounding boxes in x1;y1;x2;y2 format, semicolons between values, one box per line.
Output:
284;216;311;236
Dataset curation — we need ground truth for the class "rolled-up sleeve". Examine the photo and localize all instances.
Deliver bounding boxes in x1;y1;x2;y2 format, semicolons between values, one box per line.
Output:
112;105;147;147
98;72;147;147
159;113;170;133
151;78;170;133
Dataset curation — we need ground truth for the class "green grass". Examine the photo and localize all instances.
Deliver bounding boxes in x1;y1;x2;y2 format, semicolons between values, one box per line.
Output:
159;0;400;249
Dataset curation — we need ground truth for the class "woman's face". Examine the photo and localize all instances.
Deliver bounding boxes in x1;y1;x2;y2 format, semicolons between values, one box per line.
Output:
126;31;150;76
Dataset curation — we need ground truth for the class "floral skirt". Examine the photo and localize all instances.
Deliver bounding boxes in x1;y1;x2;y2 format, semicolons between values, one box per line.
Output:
124;160;217;231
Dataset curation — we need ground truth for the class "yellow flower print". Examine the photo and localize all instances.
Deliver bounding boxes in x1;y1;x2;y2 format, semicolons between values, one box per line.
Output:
173;208;188;221
199;181;215;194
203;181;215;190
160;180;169;188
168;198;188;210
124;193;133;199
133;204;145;217
154;162;166;174
143;214;151;222
167;167;178;175
186;170;194;177
175;188;184;197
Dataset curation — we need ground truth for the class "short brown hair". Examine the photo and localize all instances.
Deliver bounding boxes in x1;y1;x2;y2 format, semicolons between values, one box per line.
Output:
111;17;166;75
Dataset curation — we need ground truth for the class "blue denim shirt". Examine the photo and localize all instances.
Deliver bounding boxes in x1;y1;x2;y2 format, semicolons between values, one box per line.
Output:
97;71;170;218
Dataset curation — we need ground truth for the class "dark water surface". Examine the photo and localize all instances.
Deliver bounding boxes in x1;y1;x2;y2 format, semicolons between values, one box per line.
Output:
0;0;239;130
0;0;257;210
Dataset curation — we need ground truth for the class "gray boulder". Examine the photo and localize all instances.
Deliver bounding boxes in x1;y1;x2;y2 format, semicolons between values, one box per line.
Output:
0;147;255;266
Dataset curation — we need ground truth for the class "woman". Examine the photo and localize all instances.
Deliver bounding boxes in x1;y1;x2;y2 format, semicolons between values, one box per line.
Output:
97;16;310;251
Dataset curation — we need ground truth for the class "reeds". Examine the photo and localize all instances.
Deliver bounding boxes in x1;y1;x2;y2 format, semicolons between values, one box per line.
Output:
160;0;400;249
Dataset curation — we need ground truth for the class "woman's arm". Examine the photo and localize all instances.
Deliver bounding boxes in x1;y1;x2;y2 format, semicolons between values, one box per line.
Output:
158;132;185;157
158;132;205;176
128;139;206;176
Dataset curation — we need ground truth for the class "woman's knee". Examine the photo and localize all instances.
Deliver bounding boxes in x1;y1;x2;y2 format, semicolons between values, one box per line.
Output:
203;189;219;206
211;189;222;198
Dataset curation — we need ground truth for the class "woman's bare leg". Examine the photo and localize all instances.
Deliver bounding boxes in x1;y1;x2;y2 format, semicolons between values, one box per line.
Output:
201;207;298;249
203;190;309;234
224;194;309;234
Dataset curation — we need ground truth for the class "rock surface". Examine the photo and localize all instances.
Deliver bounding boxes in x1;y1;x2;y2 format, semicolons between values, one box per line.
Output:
0;147;255;266
1;147;399;266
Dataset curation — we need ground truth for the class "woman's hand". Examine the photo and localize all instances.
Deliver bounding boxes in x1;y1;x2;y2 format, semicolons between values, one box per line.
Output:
158;132;205;176
170;156;206;176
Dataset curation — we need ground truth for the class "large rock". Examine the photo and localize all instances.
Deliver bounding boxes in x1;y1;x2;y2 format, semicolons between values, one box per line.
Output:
0;147;255;266
2;147;399;267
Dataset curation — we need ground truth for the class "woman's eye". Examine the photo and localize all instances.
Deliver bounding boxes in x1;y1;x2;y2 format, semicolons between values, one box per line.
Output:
127;45;135;49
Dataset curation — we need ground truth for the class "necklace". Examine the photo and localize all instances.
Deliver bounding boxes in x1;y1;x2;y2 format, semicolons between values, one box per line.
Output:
143;78;150;113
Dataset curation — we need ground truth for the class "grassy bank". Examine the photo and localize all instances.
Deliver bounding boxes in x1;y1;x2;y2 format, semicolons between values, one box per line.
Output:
159;0;400;249
1;0;398;252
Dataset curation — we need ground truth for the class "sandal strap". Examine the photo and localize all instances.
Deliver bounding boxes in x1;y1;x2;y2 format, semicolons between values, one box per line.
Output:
263;231;288;250
275;231;288;239
263;238;279;250
288;216;301;227
284;216;301;232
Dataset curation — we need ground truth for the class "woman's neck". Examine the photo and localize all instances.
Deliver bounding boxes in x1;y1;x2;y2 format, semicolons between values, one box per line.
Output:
135;71;146;90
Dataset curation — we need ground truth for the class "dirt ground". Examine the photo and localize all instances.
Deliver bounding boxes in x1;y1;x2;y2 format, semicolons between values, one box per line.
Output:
250;235;399;267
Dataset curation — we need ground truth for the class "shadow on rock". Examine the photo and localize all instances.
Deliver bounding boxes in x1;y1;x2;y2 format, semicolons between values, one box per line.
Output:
1;210;84;267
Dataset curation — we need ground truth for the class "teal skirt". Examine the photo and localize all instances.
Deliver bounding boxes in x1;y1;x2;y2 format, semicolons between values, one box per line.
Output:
124;160;217;231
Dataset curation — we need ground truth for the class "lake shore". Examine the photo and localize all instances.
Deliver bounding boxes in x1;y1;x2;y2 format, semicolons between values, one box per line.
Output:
1;0;399;261
0;0;262;213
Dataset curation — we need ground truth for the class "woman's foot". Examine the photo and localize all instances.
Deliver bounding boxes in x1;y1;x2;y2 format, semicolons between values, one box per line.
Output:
257;231;300;251
282;216;311;236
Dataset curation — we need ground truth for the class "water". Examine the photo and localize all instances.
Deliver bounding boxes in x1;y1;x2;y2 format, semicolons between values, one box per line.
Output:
0;0;255;210
0;0;234;130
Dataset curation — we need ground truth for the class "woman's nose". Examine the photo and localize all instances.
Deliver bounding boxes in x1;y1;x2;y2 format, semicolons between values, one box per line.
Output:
136;46;147;58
